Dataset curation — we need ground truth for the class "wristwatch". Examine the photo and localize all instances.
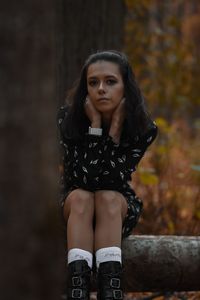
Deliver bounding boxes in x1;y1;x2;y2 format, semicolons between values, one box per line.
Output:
88;126;102;136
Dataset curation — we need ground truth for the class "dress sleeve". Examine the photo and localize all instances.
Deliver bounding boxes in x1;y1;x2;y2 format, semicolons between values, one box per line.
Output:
57;106;74;202
77;133;105;183
57;106;105;189
127;123;158;169
103;123;158;180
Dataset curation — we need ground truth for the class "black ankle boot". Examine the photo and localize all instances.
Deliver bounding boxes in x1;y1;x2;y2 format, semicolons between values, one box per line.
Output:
97;261;124;300
66;259;91;299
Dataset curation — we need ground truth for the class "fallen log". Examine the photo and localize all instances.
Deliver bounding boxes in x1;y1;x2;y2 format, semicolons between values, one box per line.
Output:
122;235;200;292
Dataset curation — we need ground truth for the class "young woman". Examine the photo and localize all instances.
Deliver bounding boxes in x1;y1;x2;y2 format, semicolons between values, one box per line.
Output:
57;50;158;300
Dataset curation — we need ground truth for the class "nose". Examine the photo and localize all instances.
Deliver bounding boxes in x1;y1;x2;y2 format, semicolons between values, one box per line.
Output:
98;81;105;93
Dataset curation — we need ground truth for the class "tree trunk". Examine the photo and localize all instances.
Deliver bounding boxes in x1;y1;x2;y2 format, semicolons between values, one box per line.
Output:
0;1;126;299
56;0;126;105
0;1;63;300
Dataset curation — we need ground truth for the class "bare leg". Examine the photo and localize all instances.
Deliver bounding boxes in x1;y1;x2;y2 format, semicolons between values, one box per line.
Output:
94;190;128;251
63;189;95;252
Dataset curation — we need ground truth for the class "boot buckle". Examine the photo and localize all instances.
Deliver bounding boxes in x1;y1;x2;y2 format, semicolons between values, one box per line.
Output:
110;278;120;288
113;289;123;299
72;288;83;298
72;276;82;286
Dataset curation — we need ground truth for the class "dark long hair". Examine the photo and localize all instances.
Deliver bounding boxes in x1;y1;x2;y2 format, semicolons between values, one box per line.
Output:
63;50;154;141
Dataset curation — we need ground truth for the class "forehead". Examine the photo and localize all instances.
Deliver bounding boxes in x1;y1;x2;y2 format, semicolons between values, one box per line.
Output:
87;60;122;78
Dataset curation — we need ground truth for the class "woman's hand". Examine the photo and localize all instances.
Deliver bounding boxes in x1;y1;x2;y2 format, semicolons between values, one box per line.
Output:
109;98;126;144
84;96;101;127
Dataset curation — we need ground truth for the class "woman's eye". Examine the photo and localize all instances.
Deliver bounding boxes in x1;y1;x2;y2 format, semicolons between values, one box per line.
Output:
89;81;97;86
107;79;117;85
88;79;117;86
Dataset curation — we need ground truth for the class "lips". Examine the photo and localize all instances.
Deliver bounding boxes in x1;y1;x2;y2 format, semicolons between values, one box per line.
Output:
98;97;109;101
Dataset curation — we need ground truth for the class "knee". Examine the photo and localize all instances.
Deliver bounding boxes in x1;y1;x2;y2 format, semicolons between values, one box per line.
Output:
67;189;94;219
95;191;122;219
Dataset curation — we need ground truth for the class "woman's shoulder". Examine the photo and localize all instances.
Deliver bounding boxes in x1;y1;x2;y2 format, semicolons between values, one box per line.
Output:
121;120;158;146
57;105;72;141
143;121;158;137
57;105;69;122
138;121;158;146
57;104;88;144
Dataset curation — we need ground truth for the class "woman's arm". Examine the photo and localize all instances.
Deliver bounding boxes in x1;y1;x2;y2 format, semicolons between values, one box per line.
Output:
57;106;104;188
84;96;101;128
57;106;76;198
108;98;125;144
104;124;158;181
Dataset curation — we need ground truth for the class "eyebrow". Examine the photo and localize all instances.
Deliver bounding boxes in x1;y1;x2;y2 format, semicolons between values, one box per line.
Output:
87;75;118;80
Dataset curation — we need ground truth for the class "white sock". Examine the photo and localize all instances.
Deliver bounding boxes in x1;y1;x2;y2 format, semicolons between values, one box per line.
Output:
95;246;122;269
67;248;93;269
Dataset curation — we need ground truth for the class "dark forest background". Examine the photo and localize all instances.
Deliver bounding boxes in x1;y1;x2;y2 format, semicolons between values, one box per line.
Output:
0;1;199;299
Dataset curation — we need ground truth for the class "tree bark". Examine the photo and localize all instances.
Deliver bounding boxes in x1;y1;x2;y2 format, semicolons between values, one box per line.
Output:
0;1;126;299
122;235;200;292
0;1;63;300
56;0;126;105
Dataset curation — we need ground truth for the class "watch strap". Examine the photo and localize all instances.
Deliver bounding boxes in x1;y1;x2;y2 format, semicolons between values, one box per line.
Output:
88;126;102;136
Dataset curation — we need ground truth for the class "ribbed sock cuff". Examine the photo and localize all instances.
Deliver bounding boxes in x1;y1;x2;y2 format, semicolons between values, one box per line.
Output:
95;246;122;268
68;248;93;269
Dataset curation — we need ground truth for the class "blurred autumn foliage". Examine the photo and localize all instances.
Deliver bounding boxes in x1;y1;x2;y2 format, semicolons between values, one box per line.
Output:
124;0;200;236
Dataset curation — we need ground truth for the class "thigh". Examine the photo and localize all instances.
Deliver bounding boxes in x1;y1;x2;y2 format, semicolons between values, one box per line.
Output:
95;190;128;221
63;188;94;222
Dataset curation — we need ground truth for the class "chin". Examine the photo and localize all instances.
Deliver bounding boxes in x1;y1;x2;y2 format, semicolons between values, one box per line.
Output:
96;104;115;112
97;107;114;114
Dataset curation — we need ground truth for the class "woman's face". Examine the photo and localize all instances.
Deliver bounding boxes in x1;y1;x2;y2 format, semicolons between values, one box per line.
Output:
87;60;124;119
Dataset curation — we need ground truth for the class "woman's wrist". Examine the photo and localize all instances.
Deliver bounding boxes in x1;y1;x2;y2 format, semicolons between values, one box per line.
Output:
109;125;121;144
88;126;102;136
109;124;120;136
109;134;120;144
109;128;120;141
88;120;102;136
91;120;101;128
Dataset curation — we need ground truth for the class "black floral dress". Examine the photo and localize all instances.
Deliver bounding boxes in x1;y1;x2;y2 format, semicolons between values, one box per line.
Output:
57;106;158;239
